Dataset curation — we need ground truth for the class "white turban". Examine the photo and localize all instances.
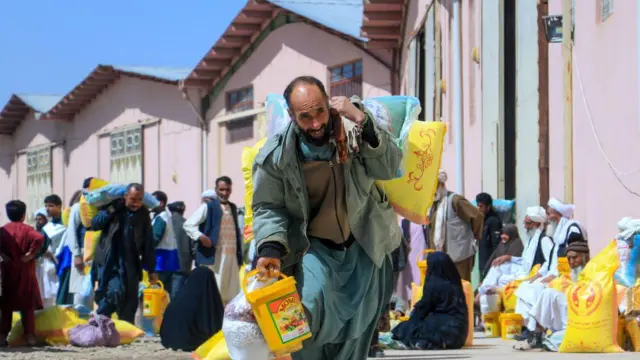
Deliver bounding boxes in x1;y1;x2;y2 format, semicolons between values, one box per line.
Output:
525;206;547;224
438;170;448;184
201;190;217;199
616;217;640;242
33;207;47;219
547;197;575;218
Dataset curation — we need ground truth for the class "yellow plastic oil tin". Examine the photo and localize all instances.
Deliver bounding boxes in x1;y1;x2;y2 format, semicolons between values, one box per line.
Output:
243;270;311;356
143;281;167;318
417;249;435;284
499;313;523;340
482;312;501;338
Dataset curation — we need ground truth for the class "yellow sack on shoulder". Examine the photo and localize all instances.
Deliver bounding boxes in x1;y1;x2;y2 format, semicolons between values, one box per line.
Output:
8;306;86;346
61;207;71;227
83;230;101;262
376;121;446;224
79;195;98;229
241;137;267;244
559;240;623;353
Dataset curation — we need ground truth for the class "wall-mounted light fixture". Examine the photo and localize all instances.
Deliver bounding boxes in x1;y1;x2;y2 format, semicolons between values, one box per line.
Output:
542;15;563;43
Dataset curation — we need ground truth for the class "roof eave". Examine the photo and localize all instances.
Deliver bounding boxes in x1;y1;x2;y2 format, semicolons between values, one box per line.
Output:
361;0;407;49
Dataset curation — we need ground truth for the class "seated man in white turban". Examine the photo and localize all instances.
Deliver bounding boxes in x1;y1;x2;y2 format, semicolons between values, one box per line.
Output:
544;197;584;277
514;240;590;351
475;206;553;315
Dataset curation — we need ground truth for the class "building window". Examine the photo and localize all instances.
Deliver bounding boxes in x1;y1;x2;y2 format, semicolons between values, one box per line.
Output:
329;60;363;98
227;86;254;113
26;148;52;224
110;127;143;185
226;118;254;143
600;0;613;22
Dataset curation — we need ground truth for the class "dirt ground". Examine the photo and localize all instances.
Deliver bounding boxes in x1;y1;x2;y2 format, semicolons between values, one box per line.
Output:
0;337;191;360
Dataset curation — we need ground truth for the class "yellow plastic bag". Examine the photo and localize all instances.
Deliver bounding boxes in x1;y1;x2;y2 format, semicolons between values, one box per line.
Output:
501;279;523;312
79;195;98;229
83;230;102;262
410;282;422;309
242;137;267;244
376;121;446;224
8;306;86;346
559;240;623;353
549;276;573;295
61;207;71;227
113;319;144;345
462;280;474;347
193;330;231;360
11;312;20;328
501;264;541;312
626;318;640;352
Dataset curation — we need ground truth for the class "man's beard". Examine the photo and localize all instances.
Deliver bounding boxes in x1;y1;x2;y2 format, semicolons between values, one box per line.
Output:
570;266;584;282
526;228;537;241
294;121;331;146
546;220;558;236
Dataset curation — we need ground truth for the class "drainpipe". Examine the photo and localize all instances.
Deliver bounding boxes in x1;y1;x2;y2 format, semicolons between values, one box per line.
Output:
453;0;464;194
179;84;208;193
562;0;573;203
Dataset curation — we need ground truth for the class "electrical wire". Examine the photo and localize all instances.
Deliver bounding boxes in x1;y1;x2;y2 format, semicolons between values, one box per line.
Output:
572;41;640;198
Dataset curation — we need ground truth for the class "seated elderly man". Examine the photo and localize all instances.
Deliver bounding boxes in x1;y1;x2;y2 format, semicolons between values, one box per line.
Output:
475;206;553;314
514;241;590;351
514;231;587;342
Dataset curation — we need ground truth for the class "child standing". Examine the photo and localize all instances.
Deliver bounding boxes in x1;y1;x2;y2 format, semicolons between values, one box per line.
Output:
0;200;45;346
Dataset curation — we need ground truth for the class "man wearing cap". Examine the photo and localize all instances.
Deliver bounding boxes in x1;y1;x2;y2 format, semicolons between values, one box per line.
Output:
514;240;590;351
427;170;483;281
476;206;554;314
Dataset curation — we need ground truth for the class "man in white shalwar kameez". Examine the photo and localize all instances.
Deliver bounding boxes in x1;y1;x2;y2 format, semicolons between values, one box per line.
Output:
514;241;590;351
476;206;553;314
63;200;94;308
514;198;585;341
34;208;62;308
184;179;243;304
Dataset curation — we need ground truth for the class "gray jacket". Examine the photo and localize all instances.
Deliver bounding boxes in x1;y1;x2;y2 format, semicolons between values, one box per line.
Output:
252;102;403;270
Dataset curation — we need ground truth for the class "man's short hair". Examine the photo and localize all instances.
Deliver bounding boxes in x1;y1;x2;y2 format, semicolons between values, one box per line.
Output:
82;177;94;190
476;192;493;207
127;183;144;192
6;200;27;222
152;191;168;205
283;76;328;109
44;194;62;206
216;176;232;187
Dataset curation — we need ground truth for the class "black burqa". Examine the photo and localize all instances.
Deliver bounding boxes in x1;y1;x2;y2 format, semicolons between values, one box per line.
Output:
392;251;468;350
160;267;224;352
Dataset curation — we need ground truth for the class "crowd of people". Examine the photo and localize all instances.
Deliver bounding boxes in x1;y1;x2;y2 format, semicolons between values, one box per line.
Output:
0;75;631;359
0;175;243;349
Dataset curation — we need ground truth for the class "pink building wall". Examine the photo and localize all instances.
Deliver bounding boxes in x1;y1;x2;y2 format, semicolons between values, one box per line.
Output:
205;22;393;205
0;77;204;223
549;0;640;253
399;0;483;199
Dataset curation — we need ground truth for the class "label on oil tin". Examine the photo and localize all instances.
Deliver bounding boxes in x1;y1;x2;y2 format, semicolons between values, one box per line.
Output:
267;292;311;343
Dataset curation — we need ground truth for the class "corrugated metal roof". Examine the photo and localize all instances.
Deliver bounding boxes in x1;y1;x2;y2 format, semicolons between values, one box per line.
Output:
267;0;365;40
112;66;192;81
15;94;63;113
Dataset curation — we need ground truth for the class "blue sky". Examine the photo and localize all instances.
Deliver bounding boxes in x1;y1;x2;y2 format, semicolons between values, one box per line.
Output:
0;0;246;107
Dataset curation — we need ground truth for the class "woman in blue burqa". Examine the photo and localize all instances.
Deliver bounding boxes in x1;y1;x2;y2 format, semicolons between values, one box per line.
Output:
392;251;468;350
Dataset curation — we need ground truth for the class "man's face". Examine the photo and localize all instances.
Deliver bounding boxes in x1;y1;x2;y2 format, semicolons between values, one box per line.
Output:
153;195;166;212
567;250;587;269
216;181;232;203
125;188;144;212
288;83;331;145
477;202;489;216
45;203;61;218
523;216;536;231
546;207;562;224
36;214;48;228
